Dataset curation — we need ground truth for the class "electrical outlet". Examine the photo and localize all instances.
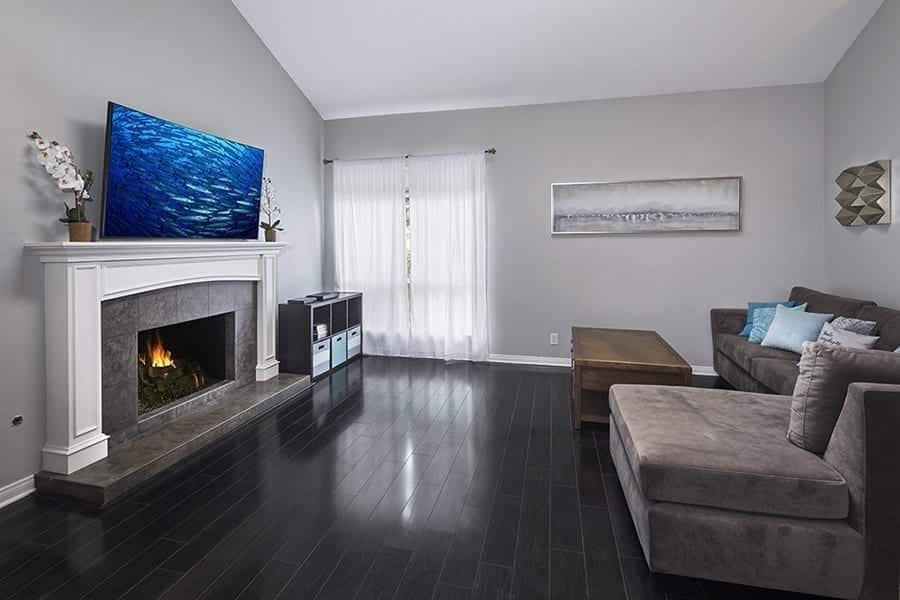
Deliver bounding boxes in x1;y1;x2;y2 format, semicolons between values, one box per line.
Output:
550;332;559;346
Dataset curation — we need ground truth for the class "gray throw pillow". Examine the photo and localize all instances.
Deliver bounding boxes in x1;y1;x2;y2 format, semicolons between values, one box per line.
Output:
789;342;900;453
829;316;878;335
817;322;880;349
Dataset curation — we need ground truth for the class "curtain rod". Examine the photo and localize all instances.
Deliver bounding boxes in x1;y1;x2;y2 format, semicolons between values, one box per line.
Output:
322;148;496;166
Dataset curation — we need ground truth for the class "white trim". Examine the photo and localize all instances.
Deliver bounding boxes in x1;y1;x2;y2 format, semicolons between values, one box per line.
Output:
488;353;572;367
24;240;286;263
690;365;718;377
0;475;35;509
487;353;716;376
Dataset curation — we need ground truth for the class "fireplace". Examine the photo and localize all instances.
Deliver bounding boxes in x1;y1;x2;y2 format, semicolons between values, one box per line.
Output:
137;313;233;416
27;240;284;475
100;281;258;443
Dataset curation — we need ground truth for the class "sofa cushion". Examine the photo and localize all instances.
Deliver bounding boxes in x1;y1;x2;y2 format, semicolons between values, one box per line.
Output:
750;358;799;396
748;304;807;343
738;301;795;337
760;305;833;354
788;286;875;318
715;333;799;372
714;351;772;394
609;384;848;519
817;322;880;349
788;342;900;453
828;316;878;335
857;305;900;351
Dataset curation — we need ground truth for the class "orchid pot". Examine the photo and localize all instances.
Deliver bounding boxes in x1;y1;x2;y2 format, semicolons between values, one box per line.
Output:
68;222;92;242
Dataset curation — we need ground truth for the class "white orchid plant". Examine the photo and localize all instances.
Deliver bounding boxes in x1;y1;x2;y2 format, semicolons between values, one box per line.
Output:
259;176;283;232
28;131;94;223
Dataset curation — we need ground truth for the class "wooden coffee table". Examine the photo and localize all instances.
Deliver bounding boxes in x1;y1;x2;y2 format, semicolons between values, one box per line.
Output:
571;327;692;428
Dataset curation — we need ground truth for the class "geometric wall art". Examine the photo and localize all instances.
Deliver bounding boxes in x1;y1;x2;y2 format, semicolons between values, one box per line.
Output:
835;160;891;226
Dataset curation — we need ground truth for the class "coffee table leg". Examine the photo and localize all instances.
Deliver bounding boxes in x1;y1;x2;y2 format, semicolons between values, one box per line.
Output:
573;366;582;430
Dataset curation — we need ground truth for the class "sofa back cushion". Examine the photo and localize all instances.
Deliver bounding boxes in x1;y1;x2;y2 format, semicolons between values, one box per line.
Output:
789;343;900;453
789;287;875;318
857;305;900;351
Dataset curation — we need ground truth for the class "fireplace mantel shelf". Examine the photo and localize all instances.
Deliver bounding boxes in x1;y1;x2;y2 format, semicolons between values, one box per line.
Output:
26;240;287;263
28;239;287;475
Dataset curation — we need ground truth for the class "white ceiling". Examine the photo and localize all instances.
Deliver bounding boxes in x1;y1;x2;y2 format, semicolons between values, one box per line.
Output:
233;0;883;120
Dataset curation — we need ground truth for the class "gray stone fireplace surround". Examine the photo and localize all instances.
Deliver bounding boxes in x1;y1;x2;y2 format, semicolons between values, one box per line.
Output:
101;281;257;442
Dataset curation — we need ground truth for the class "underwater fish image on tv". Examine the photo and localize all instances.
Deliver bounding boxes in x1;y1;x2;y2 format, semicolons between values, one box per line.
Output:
101;102;264;239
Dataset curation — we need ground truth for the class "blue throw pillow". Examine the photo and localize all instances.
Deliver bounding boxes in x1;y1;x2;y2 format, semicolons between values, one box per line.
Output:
739;301;796;337
748;303;807;343
761;305;834;354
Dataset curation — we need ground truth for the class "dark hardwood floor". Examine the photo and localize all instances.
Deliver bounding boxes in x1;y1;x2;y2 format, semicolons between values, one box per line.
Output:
0;357;825;600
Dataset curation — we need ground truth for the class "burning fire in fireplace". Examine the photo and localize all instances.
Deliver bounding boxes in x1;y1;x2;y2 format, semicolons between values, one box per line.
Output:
138;328;212;415
139;330;176;369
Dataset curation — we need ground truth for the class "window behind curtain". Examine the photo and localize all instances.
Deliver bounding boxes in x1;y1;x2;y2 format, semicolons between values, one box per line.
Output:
332;153;487;361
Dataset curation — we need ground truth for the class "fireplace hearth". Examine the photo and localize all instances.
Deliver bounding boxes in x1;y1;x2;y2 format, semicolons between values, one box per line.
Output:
137;313;232;415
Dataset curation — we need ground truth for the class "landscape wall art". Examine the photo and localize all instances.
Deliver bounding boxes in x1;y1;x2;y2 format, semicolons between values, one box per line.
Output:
551;177;741;234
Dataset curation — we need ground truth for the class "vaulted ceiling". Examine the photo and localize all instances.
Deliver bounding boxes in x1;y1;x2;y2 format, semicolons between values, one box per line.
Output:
233;0;883;120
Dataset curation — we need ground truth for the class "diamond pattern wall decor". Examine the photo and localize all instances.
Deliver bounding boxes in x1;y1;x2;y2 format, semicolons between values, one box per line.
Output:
835;160;891;226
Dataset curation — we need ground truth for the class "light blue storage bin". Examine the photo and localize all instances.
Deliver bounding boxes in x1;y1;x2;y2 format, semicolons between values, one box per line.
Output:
331;331;347;368
347;326;361;358
311;338;331;377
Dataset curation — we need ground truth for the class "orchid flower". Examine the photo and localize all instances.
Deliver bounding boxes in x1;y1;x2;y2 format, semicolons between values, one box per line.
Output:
28;131;94;224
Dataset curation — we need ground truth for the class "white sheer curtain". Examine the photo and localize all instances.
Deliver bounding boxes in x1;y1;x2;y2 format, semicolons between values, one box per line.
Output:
407;153;488;361
333;158;410;356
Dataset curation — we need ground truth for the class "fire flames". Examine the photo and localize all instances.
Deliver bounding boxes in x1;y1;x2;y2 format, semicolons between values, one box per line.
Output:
139;330;175;368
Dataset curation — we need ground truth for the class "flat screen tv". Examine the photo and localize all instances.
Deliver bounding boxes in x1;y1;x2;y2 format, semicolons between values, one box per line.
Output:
101;102;264;239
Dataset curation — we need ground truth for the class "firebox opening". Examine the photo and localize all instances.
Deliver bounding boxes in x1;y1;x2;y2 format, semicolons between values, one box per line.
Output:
137;312;234;416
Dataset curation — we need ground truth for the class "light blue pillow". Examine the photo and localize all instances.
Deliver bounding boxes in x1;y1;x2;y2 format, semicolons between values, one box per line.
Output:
761;304;834;354
895;347;900;353
739;301;796;337
748;303;807;343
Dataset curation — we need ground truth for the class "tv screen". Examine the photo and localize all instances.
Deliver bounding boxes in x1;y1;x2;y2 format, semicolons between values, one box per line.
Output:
101;102;264;239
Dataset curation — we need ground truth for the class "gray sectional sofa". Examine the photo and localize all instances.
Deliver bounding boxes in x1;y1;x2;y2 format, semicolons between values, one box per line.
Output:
609;381;900;598
711;286;900;394
607;287;900;597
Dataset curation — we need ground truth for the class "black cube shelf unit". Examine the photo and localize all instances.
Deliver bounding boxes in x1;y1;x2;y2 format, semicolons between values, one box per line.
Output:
278;292;362;379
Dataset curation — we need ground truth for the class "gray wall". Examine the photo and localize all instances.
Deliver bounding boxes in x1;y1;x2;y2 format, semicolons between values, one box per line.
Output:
325;85;827;367
0;1;323;490
825;0;900;307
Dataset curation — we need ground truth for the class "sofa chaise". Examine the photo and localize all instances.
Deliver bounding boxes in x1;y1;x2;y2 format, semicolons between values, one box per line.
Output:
609;380;900;598
710;286;900;394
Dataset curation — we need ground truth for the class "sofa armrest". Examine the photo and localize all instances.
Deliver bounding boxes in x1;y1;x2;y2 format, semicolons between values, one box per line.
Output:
824;382;900;597
710;308;746;337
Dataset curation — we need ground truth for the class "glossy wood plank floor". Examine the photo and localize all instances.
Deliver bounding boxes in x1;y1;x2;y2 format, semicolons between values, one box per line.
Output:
0;357;827;600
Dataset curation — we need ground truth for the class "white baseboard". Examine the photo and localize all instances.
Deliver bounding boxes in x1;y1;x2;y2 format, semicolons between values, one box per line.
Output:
690;365;718;377
488;353;717;377
0;474;35;509
488;353;573;368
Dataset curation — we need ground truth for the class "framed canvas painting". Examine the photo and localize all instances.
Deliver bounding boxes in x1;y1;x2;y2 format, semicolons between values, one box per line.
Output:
551;177;742;234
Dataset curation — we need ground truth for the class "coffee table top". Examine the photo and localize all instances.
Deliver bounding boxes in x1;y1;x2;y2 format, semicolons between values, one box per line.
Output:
571;327;691;373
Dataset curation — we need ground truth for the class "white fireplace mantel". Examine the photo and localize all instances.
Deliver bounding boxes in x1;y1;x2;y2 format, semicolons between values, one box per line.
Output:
25;240;286;474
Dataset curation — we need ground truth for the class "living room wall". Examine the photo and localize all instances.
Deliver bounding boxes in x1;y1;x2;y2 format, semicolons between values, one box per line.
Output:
825;0;899;307
0;1;323;494
324;85;827;369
